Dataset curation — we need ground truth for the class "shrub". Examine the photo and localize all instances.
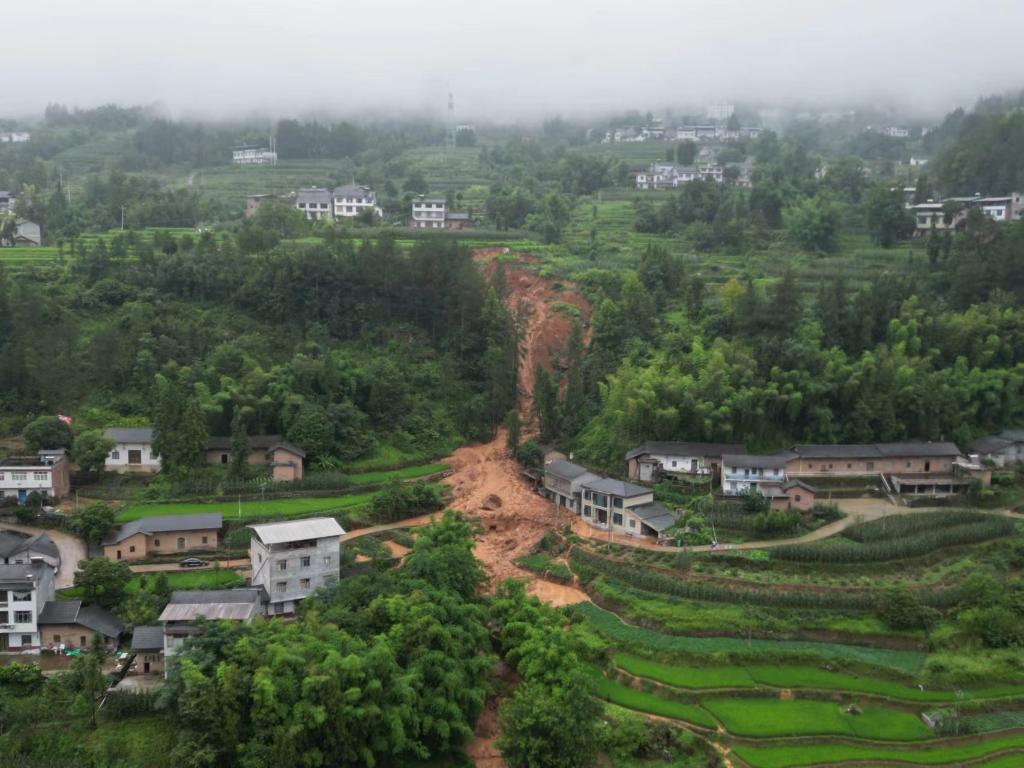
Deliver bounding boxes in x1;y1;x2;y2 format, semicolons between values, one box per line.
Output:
515;440;543;468
0;662;44;692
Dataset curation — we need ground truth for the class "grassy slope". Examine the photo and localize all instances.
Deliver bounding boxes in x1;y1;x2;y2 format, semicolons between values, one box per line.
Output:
702;697;933;741
576;603;927;675
734;734;1024;768
116;491;379;522
347;462;448;485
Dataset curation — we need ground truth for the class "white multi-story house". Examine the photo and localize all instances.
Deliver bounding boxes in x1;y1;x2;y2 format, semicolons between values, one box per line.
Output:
625;442;746;482
411;196;447;229
578;477;678;539
970;430;1024;467
248;518;344;615
332;184;377;218
231;145;277;165
103;427;161;473
0;452;71;502
882;126;910;138
0;562;55;652
295;188;332;220
636;163;724;190
721;452;794;495
0;191;16;214
542;460;601;514
159;588;264;676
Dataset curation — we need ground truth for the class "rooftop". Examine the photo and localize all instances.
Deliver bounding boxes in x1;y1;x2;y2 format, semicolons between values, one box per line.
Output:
131;625;164;651
103;427;154;443
38;600;123;638
104;513;223;545
333;183;374;198
248;517;345;545
0;562;48;587
629;502;679;532
581;477;652;498
723;452;795;469
544;459;593;481
160;588;265;622
625;441;745;461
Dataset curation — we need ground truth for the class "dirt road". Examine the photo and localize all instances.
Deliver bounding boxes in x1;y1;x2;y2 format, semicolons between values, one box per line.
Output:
1;523;86;589
129;558;251;574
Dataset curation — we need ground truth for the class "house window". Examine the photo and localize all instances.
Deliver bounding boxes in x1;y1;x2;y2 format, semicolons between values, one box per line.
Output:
154;539;160;546
827;464;833;469
80;635;86;646
53;634;60;642
808;463;814;469
795;494;802;502
867;462;875;470
276;581;287;593
846;463;852;469
13;591;31;601
583;490;591;501
299;578;311;589
906;461;911;468
671;460;677;467
612;497;623;509
201;536;208;544
129;545;135;553
21;635;32;646
323;556;332;566
177;537;185;550
612;513;623;526
12;472;26;481
15;611;32;623
301;556;311;568
278;560;287;571
628;519;636;528
33;472;47;481
583;506;591;518
110;450;120;460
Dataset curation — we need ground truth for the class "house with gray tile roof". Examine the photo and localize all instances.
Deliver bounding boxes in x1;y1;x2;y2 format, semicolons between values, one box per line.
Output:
103;426;161;473
37;600;122;650
625;441;745;482
102;513;222;562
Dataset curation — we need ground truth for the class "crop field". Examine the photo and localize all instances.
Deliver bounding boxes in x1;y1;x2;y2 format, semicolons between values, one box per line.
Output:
115;490;381;522
586;668;717;728
733;733;1024;768
703;697;934;740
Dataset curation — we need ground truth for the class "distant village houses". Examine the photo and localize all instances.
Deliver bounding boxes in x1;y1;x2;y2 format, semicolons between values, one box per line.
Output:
293;185;382;222
409;196;476;230
0;131;30;143
232;144;277;165
908;192;1023;234
102;513;222;562
636;163;724;190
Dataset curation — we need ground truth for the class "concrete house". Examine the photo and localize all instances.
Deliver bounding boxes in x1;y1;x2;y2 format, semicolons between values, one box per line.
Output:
578;477;678;539
159;588;265;675
411;196;447;229
205;435;305;482
765;479;818;512
0;531;59;571
295;188;332;220
231;145;277;165
543;460;601;514
0;451;71;502
102;513;222;562
970;430;1024;467
625;441;745;482
721;452;795;496
332;184;377;218
130;625;165;675
444;211;476;230
248;518;344;615
103;427;161;473
37;600;122;651
787;442;961;477
0;562;55;652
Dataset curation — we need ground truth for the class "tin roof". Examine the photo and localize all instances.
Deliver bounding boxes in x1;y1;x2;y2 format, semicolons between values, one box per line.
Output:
248;517;344;545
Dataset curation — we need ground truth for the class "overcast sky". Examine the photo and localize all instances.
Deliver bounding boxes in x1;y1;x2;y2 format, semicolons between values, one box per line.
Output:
5;0;1023;121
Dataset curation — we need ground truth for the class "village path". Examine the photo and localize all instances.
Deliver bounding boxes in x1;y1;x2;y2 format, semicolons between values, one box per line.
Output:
0;523;86;588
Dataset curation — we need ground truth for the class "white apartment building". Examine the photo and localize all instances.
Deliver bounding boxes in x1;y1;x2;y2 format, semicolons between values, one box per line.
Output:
231;145;277;165
103;427;161;473
411;197;447;229
0;452;71;502
0;563;55;652
721;452;794;495
248;517;344;615
295;188;332;220
332;184;377;218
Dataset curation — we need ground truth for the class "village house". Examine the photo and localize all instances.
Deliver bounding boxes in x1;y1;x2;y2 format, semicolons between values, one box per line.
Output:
0;562;55;652
787;442;961;477
205;435;305;482
625;441;745;483
0;451;71;502
0;191;16;214
248;518;344;615
0;132;31;143
444;211;476;230
102;513;222;562
332;184;377;218
970;430;1024;467
103;427;161;473
636;163;724;190
542;459;601;514
37;600;122;652
721;452;794;496
410;196;447;228
231;144;277;165
129;625;165;675
764;479;818;512
159;588;265;675
295;188;332;220
579;477;678;539
3;219;41;246
0;531;59;570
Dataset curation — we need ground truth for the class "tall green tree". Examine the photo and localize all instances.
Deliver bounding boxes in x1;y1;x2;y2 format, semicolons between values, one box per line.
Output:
864;184;915;247
227;407;249;480
152;372;208;474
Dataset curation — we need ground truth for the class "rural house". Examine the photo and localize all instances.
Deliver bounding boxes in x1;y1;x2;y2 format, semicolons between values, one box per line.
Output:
542;459;601;514
0;531;59;570
0;451;71;502
0;191;16;213
721;452;794;496
248;517;344;615
129;625;165;675
231;144;277;165
205;435;305;482
103;427;161;473
625;441;745;482
102;513;222;562
410;196;447;228
295;187;332;220
0;562;55;652
332;184;377;218
444;211;476;229
37;600;122;652
578;477;678;539
970;430;1024;467
786;442;961;477
764;479;818;512
159;588;266;676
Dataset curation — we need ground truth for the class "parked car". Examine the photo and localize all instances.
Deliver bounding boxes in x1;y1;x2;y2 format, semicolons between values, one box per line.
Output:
179;557;209;568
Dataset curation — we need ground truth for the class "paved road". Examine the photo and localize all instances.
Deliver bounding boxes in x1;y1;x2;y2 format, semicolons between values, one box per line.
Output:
0;523;87;588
